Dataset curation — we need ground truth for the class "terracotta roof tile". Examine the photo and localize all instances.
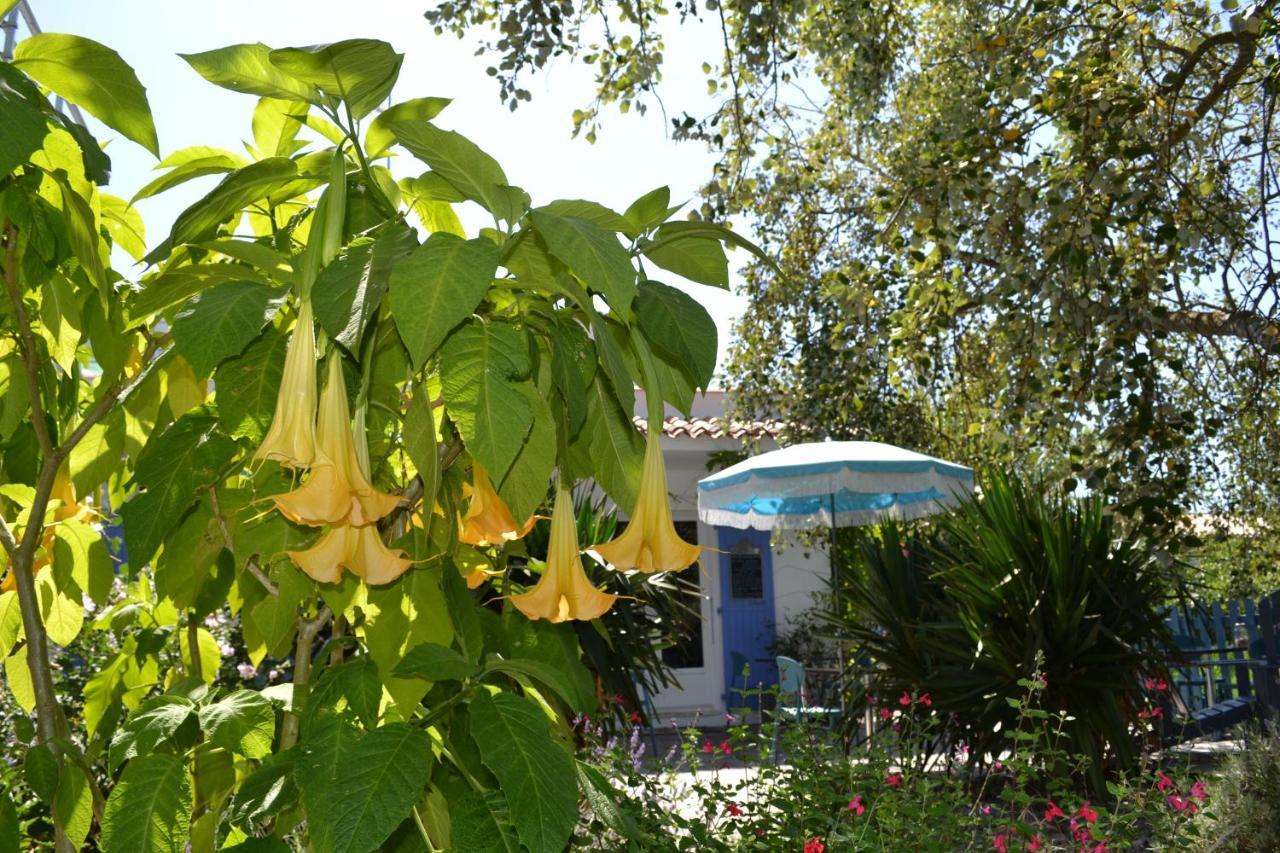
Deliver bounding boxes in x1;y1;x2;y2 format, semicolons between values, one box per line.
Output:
634;415;784;440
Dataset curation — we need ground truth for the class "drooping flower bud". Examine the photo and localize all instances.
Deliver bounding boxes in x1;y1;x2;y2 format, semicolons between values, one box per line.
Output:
288;523;412;586
253;301;318;469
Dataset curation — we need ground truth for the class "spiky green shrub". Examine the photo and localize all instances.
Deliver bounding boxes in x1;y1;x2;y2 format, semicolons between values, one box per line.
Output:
832;472;1177;792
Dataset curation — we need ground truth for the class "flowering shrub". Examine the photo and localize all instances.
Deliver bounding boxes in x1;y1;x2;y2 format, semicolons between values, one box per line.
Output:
575;671;1218;850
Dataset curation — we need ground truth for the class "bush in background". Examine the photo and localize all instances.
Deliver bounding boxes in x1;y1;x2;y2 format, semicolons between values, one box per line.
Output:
831;472;1178;792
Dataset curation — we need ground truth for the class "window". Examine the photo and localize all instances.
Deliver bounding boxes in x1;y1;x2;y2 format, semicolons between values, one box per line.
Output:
661;521;705;669
729;542;764;599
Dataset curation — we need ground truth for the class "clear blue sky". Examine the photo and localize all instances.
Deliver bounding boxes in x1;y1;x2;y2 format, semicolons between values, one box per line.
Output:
27;0;747;373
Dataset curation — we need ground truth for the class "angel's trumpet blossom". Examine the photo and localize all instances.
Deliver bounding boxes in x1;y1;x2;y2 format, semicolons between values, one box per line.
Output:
457;464;535;547
273;354;403;527
288;523;412;586
511;487;616;623
254;301;318;469
592;428;699;573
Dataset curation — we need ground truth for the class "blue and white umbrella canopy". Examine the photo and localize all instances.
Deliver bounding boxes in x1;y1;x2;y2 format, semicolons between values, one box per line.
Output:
697;440;975;530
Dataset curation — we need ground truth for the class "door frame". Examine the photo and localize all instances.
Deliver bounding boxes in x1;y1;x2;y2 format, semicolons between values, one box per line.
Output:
717;526;777;708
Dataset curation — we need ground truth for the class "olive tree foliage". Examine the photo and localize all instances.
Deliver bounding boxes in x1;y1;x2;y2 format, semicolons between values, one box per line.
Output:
428;0;1280;540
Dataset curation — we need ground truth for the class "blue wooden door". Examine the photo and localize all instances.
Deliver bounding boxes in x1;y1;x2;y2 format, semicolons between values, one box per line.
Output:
719;526;776;711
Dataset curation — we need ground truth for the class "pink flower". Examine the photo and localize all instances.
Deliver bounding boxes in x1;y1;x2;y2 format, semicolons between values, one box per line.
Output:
236;663;256;679
726;802;744;817
899;691;912;706
1026;836;1042;852
1168;794;1198;815
879;708;893;720
901;547;910;558
1138;707;1164;721
885;771;903;789
1189;780;1208;802
920;692;932;707
981;805;992;815
1145;677;1168;692
726;713;736;723
1037;674;1048;687
1077;801;1098;823
720;740;732;755
1156;772;1174;792
993;761;1003;771
1043;801;1065;821
804;839;825;853
1090;842;1109;853
848;794;865;815
993;833;1009;853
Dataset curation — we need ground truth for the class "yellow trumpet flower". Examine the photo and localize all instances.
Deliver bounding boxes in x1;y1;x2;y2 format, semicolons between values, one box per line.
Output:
510;487;616;623
273;354;403;527
287;523;412;586
457;463;536;547
254;301;318;469
592;428;699;573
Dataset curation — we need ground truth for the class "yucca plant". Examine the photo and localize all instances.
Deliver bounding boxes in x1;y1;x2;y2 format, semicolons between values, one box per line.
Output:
830;472;1178;792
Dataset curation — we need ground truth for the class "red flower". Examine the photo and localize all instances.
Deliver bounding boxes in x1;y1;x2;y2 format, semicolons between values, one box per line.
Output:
899;691;912;706
920;692;932;707
1073;826;1094;843
885;771;903;789
726;802;744;817
1077;801;1098;823
1043;801;1065;821
1189;780;1208;802
1138;707;1164;721
1090;842;1109;853
630;711;642;724
848;794;865;816
1168;794;1198;815
993;833;1009;853
720;739;733;755
804;839;825;853
701;738;713;753
1145;677;1168;692
1037;674;1048;688
1156;772;1174;792
612;693;625;705
1026;836;1042;852
879;708;894;720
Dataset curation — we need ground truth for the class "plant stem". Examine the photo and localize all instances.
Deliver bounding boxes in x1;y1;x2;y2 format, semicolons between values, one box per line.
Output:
187;616;204;682
279;605;333;750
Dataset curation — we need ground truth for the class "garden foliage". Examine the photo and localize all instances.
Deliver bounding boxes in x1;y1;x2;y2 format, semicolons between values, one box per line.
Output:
0;32;746;852
832;473;1178;792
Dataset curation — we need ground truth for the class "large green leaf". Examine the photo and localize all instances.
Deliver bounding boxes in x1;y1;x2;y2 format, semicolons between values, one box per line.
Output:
56;179;108;300
100;193;148;261
0;785;20;853
642;228;729;288
402;385;439;510
120;412;238;565
132;148;246;203
0;64;51;177
198;690;276;759
180;43;317;101
214;322;288;442
108;695;197;771
228;750;299;832
585;373;643;509
269;40;404;120
313;225;417;350
449;790;520;853
389;232;499;369
54;765;93;850
100;753;192;853
160;157;299;258
468;692;577;853
389;121;524;222
171;281;284;376
622;185;676;233
52;517;113;606
496;383;556;523
548;319;595;437
439;321;532;482
635;280;718;391
300;721;433;853
530;210;637;318
393;642;476;682
13;33;158;156
539;199;637;238
365;97;451;158
506;618;596;713
305;656;381;729
126;264;268;325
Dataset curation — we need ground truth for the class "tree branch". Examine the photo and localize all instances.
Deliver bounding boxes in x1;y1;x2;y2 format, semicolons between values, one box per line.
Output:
3;220;54;457
1161;307;1280;348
